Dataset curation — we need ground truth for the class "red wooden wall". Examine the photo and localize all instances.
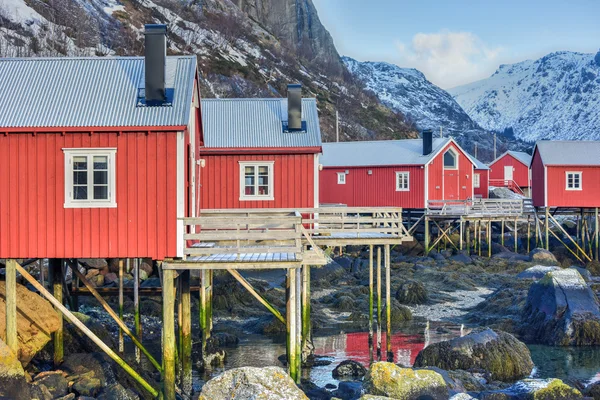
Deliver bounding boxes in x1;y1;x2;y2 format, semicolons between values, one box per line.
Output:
427;142;474;201
489;154;530;188
531;150;546;207
546;166;600;208
0;131;180;260
474;169;489;198
319;166;425;208
199;153;317;209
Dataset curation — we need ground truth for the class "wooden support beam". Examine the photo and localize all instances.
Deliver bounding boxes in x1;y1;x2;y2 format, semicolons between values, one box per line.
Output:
376;246;382;361
385;244;392;362
527;217;531;253
118;259;124;353
227;269;285;324
295;268;302;375
547;213;592;262
514;219;518;253
5;259;18;354
134;259;141;364
459;220;464;251
545;207;550;251
180;270;192;396
424;216;430;256
466;221;471;255
286;268;299;383
488;220;492;258
501;221;505;246
163;268;177;400
301;264;311;361
369;245;374;364
49;259;64;366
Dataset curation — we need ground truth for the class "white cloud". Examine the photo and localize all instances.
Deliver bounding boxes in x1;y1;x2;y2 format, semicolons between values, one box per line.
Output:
395;31;504;89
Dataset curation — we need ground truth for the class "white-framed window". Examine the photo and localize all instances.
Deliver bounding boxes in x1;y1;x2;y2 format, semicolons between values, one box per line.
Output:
239;161;274;200
337;172;346;184
63;148;117;208
395;171;409;191
443;148;458;169
566;171;582;190
474;173;481;188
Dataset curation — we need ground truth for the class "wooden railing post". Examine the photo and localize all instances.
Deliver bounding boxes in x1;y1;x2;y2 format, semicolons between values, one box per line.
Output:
5;259;18;355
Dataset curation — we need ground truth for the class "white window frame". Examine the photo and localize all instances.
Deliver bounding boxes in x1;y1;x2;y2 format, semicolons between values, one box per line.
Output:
443;148;459;170
63;148;117;208
565;171;582;191
337;172;346;184
239;161;275;201
395;171;409;191
473;173;481;188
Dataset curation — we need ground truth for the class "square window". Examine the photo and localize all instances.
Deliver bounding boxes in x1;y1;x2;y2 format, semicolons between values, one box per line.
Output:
64;149;116;208
337;172;346;184
239;162;274;200
396;172;409;191
566;172;582;190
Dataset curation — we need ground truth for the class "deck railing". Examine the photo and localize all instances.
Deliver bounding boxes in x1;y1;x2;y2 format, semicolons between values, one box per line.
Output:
427;198;525;216
489;179;525;195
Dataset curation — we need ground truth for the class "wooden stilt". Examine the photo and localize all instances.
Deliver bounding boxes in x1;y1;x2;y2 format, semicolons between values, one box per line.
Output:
369;245;374;364
177;276;183;373
180;270;192;396
501;221;505;246
162;268;177;400
286;268;299;383
228;269;285;324
527;216;531;253
295;268;302;375
301;264;312;361
208;270;213;332
466;221;471;255
424;216;430;256
5;259;18;355
200;270;209;352
385;244;392;362
545;207;550;250
488;220;492;258
118;259;124;353
49;259;64;366
134;259;141;364
376;246;382;361
478;220;482;257
459;219;464;251
514;219;518;253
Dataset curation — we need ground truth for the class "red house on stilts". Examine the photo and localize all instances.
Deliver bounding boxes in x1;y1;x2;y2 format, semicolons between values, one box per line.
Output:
471;155;490;199
198;85;322;210
319;131;477;209
0;25;201;261
489;150;532;196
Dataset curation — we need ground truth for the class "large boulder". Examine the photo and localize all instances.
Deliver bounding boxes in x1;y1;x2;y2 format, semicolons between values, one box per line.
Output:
0;339;31;400
521;268;600;345
485;378;582;399
529;248;558;265
517;266;561;280
363;362;448;400
413;329;533;382
395;281;428;305
332;360;367;378
0;281;61;365
198;367;308;399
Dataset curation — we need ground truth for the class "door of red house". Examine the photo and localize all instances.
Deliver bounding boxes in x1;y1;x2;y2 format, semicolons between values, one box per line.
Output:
443;172;459;199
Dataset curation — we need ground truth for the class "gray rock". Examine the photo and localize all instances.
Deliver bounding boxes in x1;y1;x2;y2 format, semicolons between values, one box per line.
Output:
450;253;473;264
332;360;367;378
34;371;69;398
97;383;140;400
529;248;558;264
486;378;582;399
517;265;561;280
0;340;31;400
332;381;362;399
395;281;428;305
569;266;592;281
140;277;161;288
493;251;530;262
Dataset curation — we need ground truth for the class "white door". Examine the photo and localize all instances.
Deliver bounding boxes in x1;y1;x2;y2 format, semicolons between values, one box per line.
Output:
504;166;513;181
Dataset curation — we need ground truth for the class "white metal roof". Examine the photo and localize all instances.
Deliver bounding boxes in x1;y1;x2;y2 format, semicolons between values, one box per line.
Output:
467;152;490;170
0;56;197;128
534;140;600;166
200;98;322;149
491;150;532;167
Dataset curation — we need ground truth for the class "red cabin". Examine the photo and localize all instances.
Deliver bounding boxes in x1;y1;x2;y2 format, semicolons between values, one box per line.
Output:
470;155;490;199
0;27;200;261
319;133;477;209
489;151;531;196
531;141;600;208
198;86;322;209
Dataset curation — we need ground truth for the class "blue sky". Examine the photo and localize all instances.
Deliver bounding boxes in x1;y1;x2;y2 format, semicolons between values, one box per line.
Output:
312;0;600;89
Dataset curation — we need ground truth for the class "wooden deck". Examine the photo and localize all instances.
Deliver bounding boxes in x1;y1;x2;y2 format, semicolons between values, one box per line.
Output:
427;198;532;218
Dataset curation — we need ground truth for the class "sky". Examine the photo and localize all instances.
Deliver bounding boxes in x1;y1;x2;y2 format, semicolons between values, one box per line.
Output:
312;0;600;89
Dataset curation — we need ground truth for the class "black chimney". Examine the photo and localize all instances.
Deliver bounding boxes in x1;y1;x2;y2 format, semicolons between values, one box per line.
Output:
144;24;167;105
287;84;302;131
422;129;433;155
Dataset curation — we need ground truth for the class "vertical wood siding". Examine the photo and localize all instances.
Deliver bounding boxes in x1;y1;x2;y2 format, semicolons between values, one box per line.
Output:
0;131;179;259
531;150;546;207
546;166;600;207
199;153;316;209
427;143;474;201
319;166;425;208
489;154;530;188
474;169;489;198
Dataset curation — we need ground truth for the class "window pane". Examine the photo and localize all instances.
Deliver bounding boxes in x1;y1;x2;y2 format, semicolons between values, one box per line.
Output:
444;151;456;168
93;186;108;200
93;156;108;170
74;186;88;200
259;175;269;186
245;186;255;195
258;186;269;195
245;166;255;176
73;156;87;170
245;176;255;186
94;170;108;185
73;171;87;185
258;166;269;175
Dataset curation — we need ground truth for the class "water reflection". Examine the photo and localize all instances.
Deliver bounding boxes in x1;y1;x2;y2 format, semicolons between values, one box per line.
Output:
529;345;600;384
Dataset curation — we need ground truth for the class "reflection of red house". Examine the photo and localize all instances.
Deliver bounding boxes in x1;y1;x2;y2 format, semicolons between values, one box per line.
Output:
320;131;478;208
489;151;532;195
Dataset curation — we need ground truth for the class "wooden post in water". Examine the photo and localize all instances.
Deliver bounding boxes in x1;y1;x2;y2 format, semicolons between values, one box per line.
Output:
177;277;183;372
424;216;430;256
301;265;312;361
459;219;464;251
295;268;302;375
514;219;518;253
488;220;492;258
466;221;471;255
162;268;176;400
527;217;531;253
48;259;64;365
5;259;18;354
200;270;210;352
180;270;192;396
368;245;374;364
545;208;550;251
134;259;141;364
501;221;505;247
118;259;124;353
385;244;392;362
376;246;382;361
286;268;299;383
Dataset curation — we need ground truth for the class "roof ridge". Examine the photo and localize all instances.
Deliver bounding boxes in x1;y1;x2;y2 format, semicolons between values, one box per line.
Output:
0;55;196;61
202;98;317;102
322;138;449;145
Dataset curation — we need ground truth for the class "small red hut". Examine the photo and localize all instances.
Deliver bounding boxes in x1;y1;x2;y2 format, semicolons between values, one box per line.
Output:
531;140;600;208
198;85;322;210
319;132;477;208
0;26;200;261
489;150;531;196
470;154;490;199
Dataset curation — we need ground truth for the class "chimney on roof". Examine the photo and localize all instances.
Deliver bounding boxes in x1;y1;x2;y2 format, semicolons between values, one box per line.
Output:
144;24;167;105
287;84;302;131
423;129;433;155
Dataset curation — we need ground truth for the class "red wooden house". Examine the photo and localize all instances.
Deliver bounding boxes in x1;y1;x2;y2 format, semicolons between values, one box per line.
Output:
470;154;490;199
489;150;531;196
0;25;201;261
198;85;322;210
531;140;600;208
319;131;477;209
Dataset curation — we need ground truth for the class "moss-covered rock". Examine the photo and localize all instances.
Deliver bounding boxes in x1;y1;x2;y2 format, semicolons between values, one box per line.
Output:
532;379;582;399
363;362;448;400
413;328;533;382
395;281;428;305
381;299;412;328
0;340;31;400
489;378;583;400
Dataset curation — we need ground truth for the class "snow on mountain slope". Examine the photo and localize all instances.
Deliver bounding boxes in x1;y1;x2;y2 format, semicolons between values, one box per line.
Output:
449;51;600;142
342;56;482;135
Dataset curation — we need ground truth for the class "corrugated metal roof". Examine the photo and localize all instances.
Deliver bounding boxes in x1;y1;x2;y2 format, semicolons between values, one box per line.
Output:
201;98;322;148
321;138;454;167
507;151;532;166
467;153;490;170
535;140;600;166
0;56;197;128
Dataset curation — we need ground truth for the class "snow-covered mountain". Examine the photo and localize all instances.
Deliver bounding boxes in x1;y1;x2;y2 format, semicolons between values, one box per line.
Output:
449;51;600;142
343;56;481;135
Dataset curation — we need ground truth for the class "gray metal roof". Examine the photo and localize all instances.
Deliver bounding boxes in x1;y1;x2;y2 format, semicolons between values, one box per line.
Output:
321;138;457;167
535;140;600;166
0;56;197;128
467;153;490;170
492;150;532;167
201;98;322;148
